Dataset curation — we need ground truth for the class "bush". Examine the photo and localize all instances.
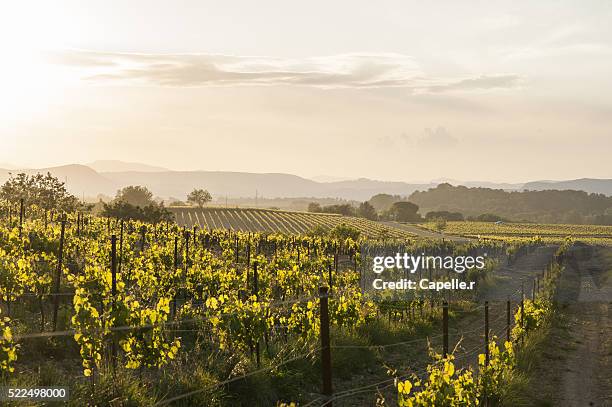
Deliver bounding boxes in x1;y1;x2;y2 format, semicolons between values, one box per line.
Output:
329;223;360;241
307;202;322;212
425;211;464;221
321;204;355;216
474;213;506;222
102;201;173;223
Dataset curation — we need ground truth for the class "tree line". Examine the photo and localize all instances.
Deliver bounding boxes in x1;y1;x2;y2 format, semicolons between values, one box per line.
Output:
307;183;612;226
409;183;612;225
5;173;610;226
307;198;422;222
0;173;215;223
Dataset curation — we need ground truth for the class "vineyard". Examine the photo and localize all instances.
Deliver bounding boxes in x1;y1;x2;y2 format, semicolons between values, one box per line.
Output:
0;201;576;406
170;207;414;239
421;221;612;246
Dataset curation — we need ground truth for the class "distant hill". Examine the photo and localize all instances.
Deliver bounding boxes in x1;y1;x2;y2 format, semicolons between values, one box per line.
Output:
409;183;612;225
523;178;612;196
100;171;430;201
86;160;169;173
430;178;523;190
103;171;322;199
0;165;428;200
321;178;431;200
309;175;354;182
1;161;610;204
0;165;118;197
0;162;22;170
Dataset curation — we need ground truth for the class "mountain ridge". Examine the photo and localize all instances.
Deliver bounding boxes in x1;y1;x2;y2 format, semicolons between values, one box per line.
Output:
523;178;612;196
0;162;611;200
86;160;169;173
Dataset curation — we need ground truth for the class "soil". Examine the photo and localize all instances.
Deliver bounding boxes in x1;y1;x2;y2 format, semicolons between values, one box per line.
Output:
527;245;612;407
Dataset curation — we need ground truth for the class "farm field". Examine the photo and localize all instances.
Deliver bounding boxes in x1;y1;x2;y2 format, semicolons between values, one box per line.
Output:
0;200;603;406
421;221;612;245
0;202;566;406
170;206;415;239
4;1;612;404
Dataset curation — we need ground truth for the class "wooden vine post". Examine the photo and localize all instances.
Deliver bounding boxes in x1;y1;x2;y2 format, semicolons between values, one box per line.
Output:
253;261;260;367
19;198;24;237
319;286;333;406
111;235;117;370
52;218;66;331
506;299;511;343
484;301;490;366
442;301;449;357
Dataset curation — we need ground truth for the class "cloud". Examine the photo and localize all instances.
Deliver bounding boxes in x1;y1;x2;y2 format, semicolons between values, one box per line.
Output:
417;127;458;148
46;51;118;67
52;50;521;92
426;75;521;93
395;127;458;150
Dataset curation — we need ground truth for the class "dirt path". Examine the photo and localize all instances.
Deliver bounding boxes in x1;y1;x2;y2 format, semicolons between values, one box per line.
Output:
556;302;612;407
482;245;558;303
524;245;612;407
552;246;612;406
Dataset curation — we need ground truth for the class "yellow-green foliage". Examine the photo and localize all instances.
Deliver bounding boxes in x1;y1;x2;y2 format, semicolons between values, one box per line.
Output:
0;309;18;374
397;340;516;406
477;340;516;403
397;353;479;406
423;221;612;246
511;298;552;341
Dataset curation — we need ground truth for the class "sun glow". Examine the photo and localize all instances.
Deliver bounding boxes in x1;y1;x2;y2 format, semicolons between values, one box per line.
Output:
0;3;78;121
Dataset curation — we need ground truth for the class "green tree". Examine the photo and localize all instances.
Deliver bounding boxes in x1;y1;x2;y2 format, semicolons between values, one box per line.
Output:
101;200;172;223
425;210;464;221
368;193;401;212
563;210;584;224
187;189;212;207
476;213;505;222
101;200;141;220
321;204;355;216
307;202;322;212
388;201;421;222
104;185;171;223
357;201;378;220
0;172;79;211
141;202;174;223
115;186;155;207
409;183;612;224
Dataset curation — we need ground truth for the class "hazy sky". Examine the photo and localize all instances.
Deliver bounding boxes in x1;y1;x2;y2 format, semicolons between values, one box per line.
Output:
1;1;611;182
